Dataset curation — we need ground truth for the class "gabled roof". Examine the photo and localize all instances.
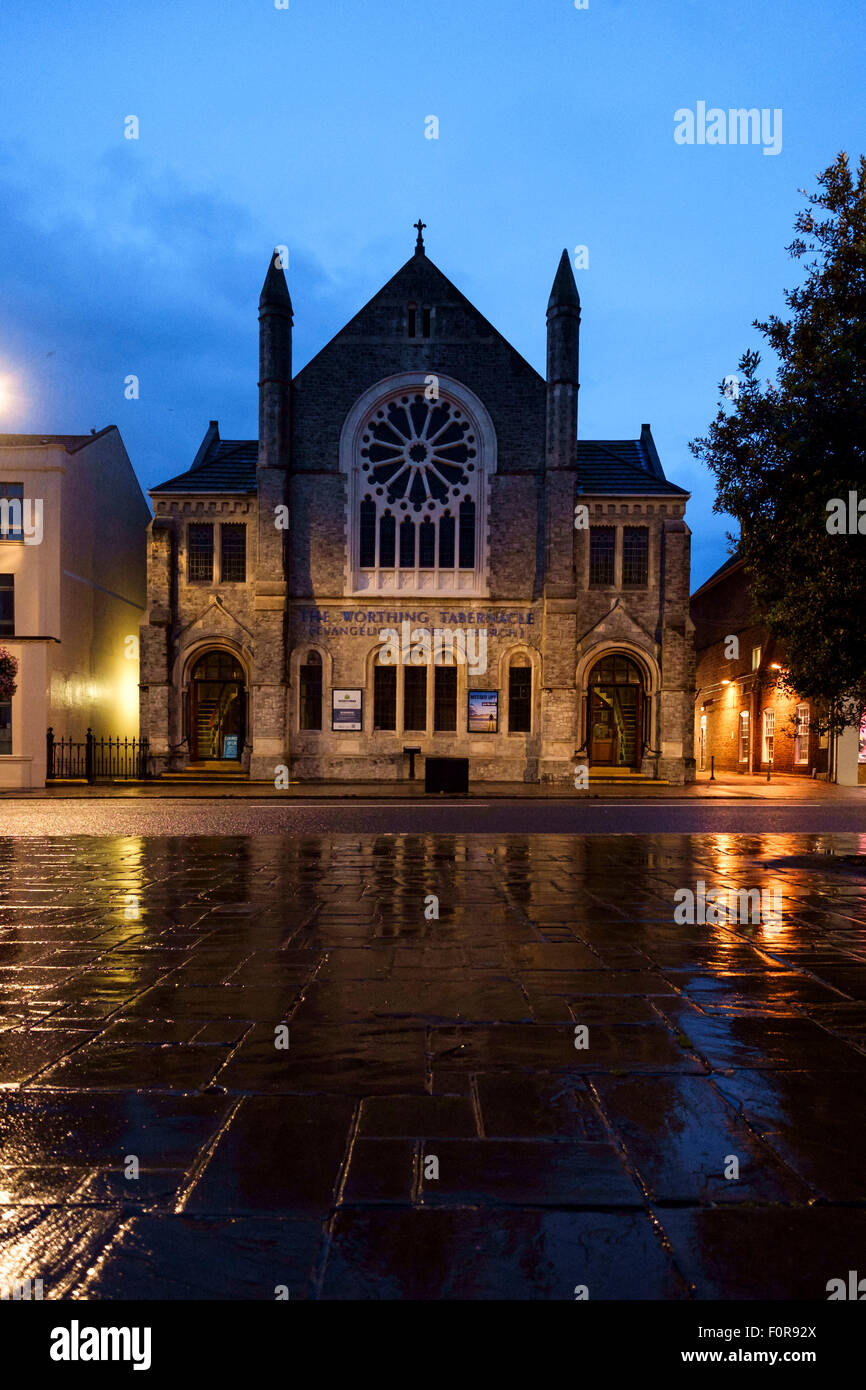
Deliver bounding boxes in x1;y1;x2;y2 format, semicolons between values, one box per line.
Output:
151;430;257;495
294;248;546;387
691;550;744;599
0;426;117;453
576;432;689;497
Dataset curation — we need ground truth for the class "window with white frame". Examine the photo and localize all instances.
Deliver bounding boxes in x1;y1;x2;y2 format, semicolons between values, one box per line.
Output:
739;709;750;762
751;645;762;671
0;483;25;541
762;709;775;763
794;703;809;764
0;574;13;636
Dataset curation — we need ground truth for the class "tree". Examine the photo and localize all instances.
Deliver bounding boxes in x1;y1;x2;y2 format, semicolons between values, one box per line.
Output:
691;152;866;732
0;648;18;702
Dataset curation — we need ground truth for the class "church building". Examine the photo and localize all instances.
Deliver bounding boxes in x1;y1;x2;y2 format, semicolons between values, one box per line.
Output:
140;227;695;784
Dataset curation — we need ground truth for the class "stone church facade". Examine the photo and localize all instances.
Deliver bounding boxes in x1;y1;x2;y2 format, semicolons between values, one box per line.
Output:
140;230;695;784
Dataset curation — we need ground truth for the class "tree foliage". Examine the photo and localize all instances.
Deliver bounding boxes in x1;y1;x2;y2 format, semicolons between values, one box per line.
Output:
691;152;866;732
0;649;18;702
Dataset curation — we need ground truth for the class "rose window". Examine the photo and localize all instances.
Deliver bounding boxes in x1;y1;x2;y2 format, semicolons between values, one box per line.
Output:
347;380;492;594
360;395;476;511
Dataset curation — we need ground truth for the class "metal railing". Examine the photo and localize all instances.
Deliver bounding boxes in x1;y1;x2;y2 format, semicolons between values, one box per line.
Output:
46;728;151;781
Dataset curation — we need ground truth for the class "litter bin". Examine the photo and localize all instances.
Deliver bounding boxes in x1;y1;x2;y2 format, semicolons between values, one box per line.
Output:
425;756;469;794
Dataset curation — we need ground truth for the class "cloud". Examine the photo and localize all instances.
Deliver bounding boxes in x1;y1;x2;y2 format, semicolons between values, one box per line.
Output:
0;144;355;492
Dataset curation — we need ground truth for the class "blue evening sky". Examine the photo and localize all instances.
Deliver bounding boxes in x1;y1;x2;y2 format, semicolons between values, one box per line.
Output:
0;0;863;586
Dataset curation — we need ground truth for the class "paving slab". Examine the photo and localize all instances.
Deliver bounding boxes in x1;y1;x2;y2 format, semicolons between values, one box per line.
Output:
67;1215;325;1300
184;1095;356;1215
416;1138;642;1208
320;1208;686;1299
712;1070;866;1200
592;1075;811;1204
660;1208;866;1300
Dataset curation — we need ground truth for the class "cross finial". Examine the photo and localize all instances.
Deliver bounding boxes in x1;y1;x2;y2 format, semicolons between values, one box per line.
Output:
414;219;426;253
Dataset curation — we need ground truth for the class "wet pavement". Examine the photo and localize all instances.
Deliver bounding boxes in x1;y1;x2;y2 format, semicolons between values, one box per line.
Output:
1;830;866;1299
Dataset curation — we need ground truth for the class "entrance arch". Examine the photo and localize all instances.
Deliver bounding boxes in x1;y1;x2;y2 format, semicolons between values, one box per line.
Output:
188;650;246;763
587;653;645;768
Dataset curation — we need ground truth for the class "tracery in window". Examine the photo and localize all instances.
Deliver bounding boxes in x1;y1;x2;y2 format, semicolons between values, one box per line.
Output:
345;376;494;596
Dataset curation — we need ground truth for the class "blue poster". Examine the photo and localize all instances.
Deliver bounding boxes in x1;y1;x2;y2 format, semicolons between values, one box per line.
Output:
468;690;498;733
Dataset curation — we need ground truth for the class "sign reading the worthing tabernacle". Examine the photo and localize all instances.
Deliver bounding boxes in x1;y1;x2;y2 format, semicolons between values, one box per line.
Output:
332;689;363;731
295;608;535;639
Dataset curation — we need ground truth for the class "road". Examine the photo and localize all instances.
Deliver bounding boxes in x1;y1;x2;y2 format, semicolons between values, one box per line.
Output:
3;795;866;835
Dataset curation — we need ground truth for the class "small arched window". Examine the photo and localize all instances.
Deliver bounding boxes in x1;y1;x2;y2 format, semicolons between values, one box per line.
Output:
508;655;532;733
300;650;322;730
419;518;435;568
359;498;376;568
379;512;396;568
459;498;475;569
439;512;455;568
373;652;397;730
399;516;415;568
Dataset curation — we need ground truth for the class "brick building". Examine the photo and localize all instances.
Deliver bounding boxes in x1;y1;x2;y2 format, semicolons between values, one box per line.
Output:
140;230;696;784
691;553;829;777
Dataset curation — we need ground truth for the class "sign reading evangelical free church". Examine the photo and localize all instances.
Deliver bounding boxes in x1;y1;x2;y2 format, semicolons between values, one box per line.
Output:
296;608;535;638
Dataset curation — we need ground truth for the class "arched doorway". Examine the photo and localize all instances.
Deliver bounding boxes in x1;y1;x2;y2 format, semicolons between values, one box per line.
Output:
588;654;645;768
188;651;246;763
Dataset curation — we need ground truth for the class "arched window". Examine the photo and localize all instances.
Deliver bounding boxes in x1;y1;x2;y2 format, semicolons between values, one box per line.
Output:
191;651;244;683
399;516;415;568
373;653;397;731
589;654;642;686
434;656;457;732
345;379;493;595
419;517;435;568
439;512;455;568
359;499;376;568
508;655;532;733
458;498;475;569
299;650;322;730
379;512;396;567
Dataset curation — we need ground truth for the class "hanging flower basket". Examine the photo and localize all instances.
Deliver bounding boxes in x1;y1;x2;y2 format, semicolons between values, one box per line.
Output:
0;649;19;702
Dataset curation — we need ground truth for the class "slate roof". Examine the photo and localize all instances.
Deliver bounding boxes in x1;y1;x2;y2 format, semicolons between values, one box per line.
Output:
691;550;744;599
0;427;116;453
576;439;689;497
151;438;258;494
151;434;688;497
